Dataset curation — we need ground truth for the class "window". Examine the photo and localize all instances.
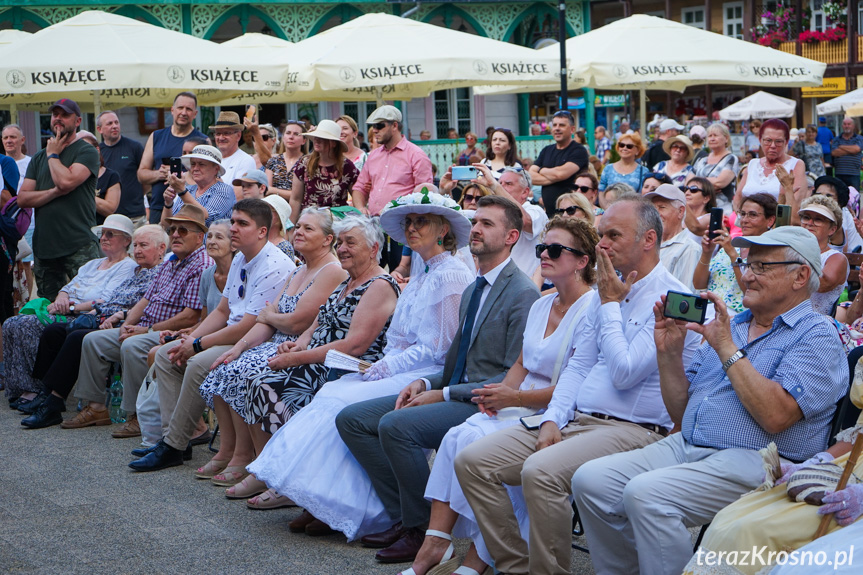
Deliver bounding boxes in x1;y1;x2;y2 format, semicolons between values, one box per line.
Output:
723;2;744;39
433;88;472;139
343;102;376;127
682;7;705;29
859;5;863;34
811;0;826;32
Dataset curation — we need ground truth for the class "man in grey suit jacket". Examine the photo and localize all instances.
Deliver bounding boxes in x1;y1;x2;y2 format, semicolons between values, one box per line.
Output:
336;195;539;564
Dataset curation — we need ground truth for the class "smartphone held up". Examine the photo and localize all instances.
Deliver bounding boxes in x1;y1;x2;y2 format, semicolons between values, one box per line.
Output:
663;290;709;324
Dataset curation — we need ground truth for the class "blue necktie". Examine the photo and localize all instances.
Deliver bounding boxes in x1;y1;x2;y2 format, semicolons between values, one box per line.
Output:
448;276;488;387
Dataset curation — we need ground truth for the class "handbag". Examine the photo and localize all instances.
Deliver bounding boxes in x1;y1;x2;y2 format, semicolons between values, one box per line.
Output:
65;312;102;332
135;363;162;447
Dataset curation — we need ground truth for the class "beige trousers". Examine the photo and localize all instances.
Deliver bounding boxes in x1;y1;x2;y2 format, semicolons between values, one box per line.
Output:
154;340;230;451
454;413;663;575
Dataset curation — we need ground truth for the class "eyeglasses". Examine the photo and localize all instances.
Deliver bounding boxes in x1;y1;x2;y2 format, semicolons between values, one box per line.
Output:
761;138;786;147
735;260;804;275
800;213;831;225
554;206;584;217
401;215;431;231
238;268;247;299
618;142;636;150
371;122;389;131
572;185;595;194
167;225;196;237
535;243;586;259
461;194;479;204
683;186;705;194
735;210;764;220
100;230;124;240
670;144;688;151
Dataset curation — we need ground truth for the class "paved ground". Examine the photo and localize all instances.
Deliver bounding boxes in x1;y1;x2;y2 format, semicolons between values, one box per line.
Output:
0;398;598;575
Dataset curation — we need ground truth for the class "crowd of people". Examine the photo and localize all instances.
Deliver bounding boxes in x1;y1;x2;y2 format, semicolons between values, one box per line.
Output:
1;93;862;575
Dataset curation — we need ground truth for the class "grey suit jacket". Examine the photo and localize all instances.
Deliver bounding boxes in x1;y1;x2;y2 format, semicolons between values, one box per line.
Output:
427;258;539;403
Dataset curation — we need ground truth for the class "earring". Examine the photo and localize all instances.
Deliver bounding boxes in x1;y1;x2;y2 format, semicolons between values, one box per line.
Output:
437;237;443;246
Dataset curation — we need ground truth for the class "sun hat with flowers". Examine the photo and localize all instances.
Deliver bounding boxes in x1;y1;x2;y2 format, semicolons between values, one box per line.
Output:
379;187;471;248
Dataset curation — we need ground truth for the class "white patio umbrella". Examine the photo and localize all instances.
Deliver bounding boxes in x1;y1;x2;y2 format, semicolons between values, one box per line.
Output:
0;11;292;111
476;14;825;135
718;91;796;120
816;88;863;115
282;12;559;103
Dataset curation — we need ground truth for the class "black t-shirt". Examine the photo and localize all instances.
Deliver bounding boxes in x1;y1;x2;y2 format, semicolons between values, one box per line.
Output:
535;140;588;217
643;139;669;170
95;168;121;225
100;136;144;218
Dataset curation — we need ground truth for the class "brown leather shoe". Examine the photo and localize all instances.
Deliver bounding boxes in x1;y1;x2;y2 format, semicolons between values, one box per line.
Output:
60;405;111;429
360;521;405;548
111;413;140;438
288;509;317;533
305;518;335;536
374;527;424;564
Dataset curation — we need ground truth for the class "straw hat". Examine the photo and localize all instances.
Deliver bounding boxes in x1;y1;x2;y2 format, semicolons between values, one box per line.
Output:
379;188;471;248
92;214;134;238
211;111;243;131
165;204;208;233
181;145;225;177
303;120;348;153
662;135;695;163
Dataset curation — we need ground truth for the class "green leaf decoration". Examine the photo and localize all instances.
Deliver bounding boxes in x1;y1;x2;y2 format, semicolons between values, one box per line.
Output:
421;194;430;204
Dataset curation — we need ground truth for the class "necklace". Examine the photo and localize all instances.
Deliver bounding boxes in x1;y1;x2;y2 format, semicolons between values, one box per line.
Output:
554;295;573;314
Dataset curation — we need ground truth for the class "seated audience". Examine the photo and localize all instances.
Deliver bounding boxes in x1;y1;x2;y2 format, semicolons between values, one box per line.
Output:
813;176;863;253
798;195;849;316
572;226;848;575
4;214;137;410
682;176;716;241
246;191;474;539
262;194;295;260
162;145;235;227
644;184;701;290
21;225;168;428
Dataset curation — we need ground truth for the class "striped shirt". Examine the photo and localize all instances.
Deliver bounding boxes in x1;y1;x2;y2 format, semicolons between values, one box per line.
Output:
138;245;214;327
682;300;848;462
830;134;863;176
172;181;236;226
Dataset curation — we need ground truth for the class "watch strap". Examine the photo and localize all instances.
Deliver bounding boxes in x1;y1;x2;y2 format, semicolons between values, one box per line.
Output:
722;348;747;372
47;153;60;160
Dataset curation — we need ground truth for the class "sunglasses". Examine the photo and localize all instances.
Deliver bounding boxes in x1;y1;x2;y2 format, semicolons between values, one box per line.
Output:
683;185;705;194
167;225;196;237
618;142;636;150
371;122;389;131
553;110;574;119
535;243;586;259
261;134;271;141
670;144;688;151
238;268;247;299
554;206;585;217
100;230;125;240
572;185;595;194
462;194;479;204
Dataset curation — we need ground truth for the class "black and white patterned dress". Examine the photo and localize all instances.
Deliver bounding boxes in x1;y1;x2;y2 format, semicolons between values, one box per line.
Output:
199;265;315;413
244;274;400;434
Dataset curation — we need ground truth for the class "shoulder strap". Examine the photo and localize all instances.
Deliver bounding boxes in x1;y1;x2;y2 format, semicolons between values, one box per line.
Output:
549;297;591;387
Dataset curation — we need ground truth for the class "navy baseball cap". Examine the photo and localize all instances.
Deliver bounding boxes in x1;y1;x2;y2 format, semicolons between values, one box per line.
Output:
50;98;82;117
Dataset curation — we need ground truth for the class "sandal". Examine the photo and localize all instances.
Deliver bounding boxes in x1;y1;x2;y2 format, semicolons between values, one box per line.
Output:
225;475;266;499
247;488;296;510
194;457;229;480
397;530;458;575
452;567;492;575
210;465;249;487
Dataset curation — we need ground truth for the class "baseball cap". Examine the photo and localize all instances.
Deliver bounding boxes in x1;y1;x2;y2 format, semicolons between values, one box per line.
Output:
644;183;686;204
731;226;822;277
366;105;402;124
50;98;82;117
232;170;269;188
659;119;685;132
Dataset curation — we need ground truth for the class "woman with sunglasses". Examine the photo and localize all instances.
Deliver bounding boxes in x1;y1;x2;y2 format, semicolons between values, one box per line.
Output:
681;176;716;241
554;192;595;226
652;135;694;188
458;182;493;211
405;217;597;575
290;120;360;225
3;215;137;410
798;196;849;316
337;115;368;173
457;132;485;167
693;192;777;314
686;123;740;213
479;128;521;180
736;119;807;215
640;172;673;195
265;120;306;204
598;132;647;208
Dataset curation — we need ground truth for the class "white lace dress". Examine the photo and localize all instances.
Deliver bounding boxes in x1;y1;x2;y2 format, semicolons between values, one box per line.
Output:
425;291;595;565
740;157;800;200
247;252;473;540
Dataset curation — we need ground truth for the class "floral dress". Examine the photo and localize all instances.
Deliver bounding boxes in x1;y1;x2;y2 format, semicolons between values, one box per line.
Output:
293;156;359;211
653;160;694;188
198;263;338;415
244;274;400;433
265;154;303;191
707;248;744;314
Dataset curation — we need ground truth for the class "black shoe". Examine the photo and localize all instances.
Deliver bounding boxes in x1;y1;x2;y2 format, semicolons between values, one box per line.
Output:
21;395;64;429
129;440;184;472
131;441;193;461
17;392;49;415
189;429;212;446
8;396;22;410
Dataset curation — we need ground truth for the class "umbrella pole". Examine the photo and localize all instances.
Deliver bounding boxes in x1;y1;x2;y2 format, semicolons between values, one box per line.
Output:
375;87;384;108
9;103;18;125
93;91;102;141
639;87;647;141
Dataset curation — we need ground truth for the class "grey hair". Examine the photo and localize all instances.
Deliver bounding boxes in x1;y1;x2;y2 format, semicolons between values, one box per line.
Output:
210;218;231;230
605;182;636;196
299;207;336;249
134;224;169;250
96;110;118;127
333;214;384;260
781;246;821;294
1;123;22;136
707;123;732;149
614;195;663;253
502;166;532;189
669;199;686;211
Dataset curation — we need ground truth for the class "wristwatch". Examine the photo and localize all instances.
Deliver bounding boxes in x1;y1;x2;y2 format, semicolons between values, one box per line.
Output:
47;153;60;160
178;188;188;196
722;348;747;372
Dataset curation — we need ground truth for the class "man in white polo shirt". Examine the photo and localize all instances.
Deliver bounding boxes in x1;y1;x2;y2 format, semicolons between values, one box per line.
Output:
130;198;294;472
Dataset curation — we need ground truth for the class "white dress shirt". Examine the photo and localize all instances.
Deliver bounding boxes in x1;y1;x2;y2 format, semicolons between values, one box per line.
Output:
510;201;549;276
659;228;701;291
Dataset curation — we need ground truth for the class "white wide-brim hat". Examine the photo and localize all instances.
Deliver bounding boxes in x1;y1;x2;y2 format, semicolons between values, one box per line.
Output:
304;119;348;153
380;190;471;249
181;145;226;177
91;213;134;238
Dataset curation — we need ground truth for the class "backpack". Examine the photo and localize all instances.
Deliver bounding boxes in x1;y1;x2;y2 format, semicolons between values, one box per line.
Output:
0;197;32;242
